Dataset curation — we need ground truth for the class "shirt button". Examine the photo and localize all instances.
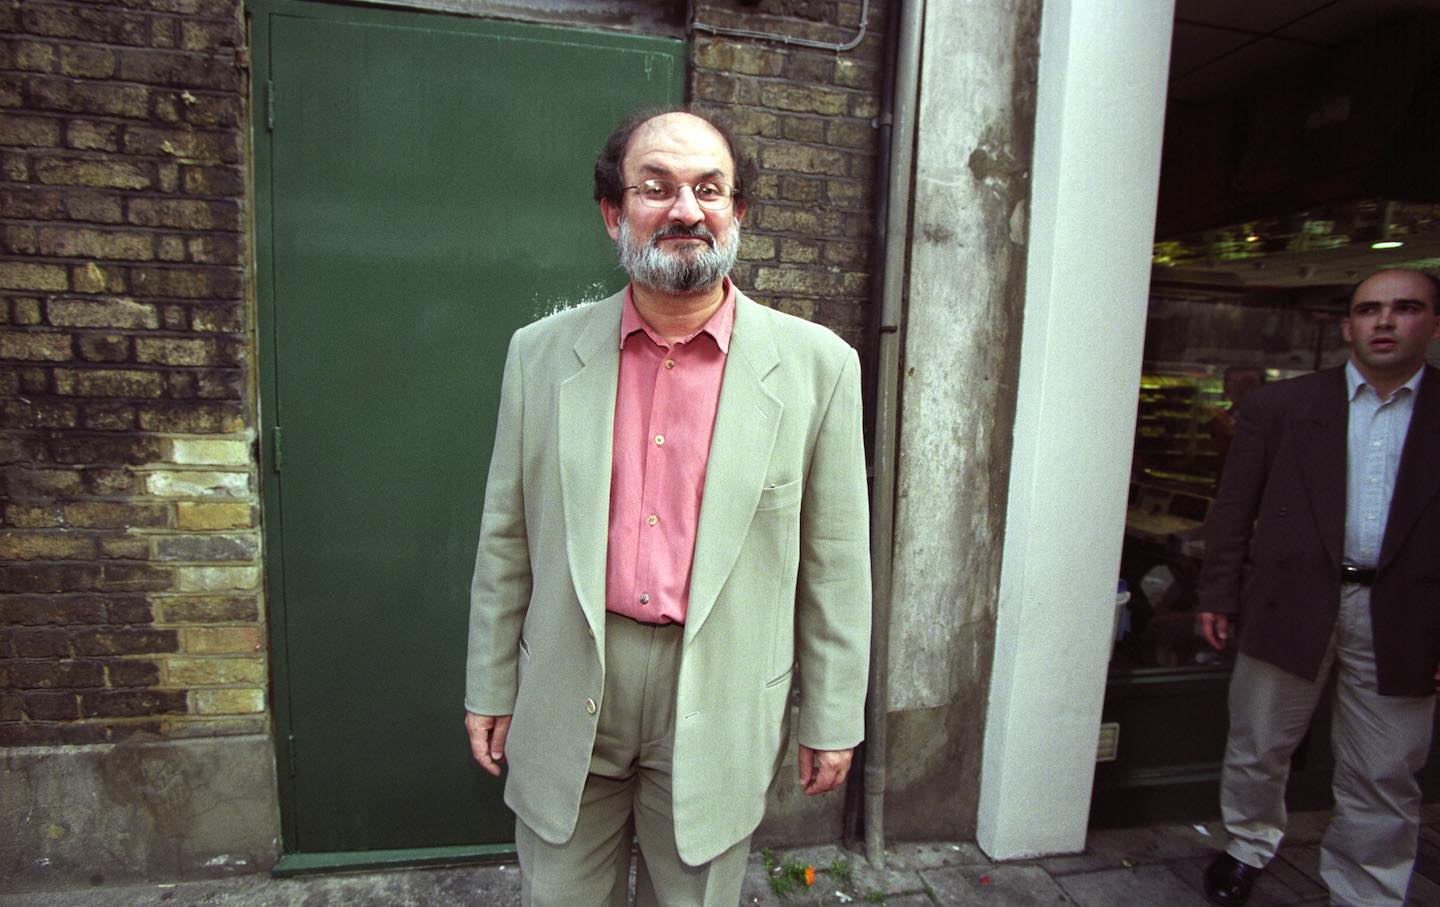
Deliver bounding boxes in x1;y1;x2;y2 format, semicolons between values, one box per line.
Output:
654;434;665;446
639;593;650;604
585;699;597;715
664;359;675;369
647;514;658;526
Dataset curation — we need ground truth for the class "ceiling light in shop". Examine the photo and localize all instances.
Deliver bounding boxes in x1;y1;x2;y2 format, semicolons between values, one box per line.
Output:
1152;199;1440;287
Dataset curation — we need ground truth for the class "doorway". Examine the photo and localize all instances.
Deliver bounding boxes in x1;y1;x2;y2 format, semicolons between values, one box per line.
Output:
249;0;683;863
1094;0;1440;829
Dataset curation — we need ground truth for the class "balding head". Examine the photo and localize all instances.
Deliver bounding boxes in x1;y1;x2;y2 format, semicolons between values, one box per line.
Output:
593;107;753;208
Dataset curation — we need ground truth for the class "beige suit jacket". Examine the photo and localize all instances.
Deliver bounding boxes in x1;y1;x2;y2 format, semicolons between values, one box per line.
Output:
464;288;871;865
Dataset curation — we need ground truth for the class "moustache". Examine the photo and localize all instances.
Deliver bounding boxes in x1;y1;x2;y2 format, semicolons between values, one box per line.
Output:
652;224;716;247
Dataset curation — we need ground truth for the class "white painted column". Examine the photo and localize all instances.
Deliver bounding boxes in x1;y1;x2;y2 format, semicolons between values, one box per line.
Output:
976;0;1175;859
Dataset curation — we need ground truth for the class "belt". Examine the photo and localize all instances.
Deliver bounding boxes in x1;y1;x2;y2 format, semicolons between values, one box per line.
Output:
610;611;678;629
1340;564;1376;586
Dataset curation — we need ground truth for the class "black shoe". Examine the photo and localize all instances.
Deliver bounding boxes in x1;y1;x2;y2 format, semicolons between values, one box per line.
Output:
1203;852;1263;906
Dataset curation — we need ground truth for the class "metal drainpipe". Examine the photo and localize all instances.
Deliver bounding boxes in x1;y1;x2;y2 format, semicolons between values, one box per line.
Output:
863;0;924;870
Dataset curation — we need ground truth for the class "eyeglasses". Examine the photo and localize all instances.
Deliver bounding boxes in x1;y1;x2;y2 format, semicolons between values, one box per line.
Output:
623;179;738;211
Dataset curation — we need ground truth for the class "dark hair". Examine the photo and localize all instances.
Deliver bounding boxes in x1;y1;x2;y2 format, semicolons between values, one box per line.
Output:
592;106;756;207
1347;268;1440;312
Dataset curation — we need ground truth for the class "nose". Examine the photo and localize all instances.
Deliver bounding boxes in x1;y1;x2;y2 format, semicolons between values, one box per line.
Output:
665;184;704;224
1376;303;1397;327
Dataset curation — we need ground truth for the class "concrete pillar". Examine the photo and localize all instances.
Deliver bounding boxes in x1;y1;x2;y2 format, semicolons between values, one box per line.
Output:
883;0;1041;838
976;0;1174;858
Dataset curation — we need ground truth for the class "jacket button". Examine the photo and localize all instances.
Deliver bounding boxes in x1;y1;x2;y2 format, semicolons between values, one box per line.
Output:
585;699;597;715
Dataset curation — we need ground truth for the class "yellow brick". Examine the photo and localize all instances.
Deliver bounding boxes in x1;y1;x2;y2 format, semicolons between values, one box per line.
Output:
170;439;250;466
167;656;265;686
5;505;62;528
99;535;149;559
173;566;257;592
145;470;250;498
184;626;261;655
192;688;265;715
0;332;72;362
176;502;252;530
0;531;95;559
160;716;267;737
12;298;42;324
0;262;68;291
69;263;126;295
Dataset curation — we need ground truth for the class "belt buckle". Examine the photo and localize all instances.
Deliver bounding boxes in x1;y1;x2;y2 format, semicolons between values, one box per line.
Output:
1341;564;1372;585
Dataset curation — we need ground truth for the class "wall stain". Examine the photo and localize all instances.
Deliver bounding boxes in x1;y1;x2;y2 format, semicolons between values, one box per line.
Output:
921;223;956;245
967;144;1025;185
99;733;205;837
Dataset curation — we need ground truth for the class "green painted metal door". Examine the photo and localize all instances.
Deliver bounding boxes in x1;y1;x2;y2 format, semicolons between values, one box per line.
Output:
250;0;683;859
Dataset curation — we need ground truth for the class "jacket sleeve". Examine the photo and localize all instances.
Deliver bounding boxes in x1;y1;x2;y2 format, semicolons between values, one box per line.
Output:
464;334;532;715
794;348;872;750
1195;393;1271;615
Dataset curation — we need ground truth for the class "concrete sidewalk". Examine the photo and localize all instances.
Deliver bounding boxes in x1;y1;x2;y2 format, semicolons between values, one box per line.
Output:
8;810;1440;906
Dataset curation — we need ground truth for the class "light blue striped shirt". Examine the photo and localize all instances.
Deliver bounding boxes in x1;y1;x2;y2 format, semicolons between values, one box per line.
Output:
1344;360;1423;567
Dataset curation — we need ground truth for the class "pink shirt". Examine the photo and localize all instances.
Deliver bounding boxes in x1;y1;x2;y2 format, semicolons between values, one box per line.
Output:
605;280;735;624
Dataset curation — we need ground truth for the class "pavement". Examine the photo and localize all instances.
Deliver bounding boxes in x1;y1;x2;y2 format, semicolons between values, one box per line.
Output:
9;808;1440;906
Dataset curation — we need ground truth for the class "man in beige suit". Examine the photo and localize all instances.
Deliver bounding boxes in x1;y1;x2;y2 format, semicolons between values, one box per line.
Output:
463;108;872;906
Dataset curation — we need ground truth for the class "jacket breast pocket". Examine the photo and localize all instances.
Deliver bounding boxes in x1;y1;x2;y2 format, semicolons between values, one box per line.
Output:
756;478;801;512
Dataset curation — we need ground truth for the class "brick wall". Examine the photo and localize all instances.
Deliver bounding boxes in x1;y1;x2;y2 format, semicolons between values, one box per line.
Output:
691;0;888;351
0;0;889;748
0;0;261;746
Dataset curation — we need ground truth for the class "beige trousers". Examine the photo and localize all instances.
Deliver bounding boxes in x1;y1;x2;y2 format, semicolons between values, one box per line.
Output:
515;612;751;907
1220;585;1435;907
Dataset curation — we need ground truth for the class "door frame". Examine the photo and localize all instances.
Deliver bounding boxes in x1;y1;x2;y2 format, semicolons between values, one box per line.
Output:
246;0;686;871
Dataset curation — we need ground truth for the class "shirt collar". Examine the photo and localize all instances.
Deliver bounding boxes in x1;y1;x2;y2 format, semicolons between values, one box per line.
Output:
620;278;736;353
1345;358;1424;403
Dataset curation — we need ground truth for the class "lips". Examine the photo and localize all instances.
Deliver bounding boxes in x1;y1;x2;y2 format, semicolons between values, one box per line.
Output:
653;226;714;248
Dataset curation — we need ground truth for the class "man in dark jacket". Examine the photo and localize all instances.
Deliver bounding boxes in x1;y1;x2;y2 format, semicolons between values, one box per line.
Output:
1197;268;1440;907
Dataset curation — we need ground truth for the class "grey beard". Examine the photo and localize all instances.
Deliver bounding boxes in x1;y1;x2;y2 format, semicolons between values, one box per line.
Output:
617;218;739;294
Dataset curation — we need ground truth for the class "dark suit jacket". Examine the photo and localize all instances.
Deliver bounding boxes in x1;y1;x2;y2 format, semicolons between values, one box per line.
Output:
1196;364;1440;696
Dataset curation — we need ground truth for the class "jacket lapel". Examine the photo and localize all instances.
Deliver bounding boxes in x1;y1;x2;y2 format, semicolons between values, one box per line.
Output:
1379;365;1440;569
685;293;783;642
1293;368;1348;568
558;292;624;644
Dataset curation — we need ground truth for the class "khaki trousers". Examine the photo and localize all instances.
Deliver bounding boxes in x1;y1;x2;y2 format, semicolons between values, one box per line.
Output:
515;612;750;907
1220;585;1435;907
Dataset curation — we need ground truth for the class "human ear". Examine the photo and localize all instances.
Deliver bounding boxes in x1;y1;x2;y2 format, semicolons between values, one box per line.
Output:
600;197;622;241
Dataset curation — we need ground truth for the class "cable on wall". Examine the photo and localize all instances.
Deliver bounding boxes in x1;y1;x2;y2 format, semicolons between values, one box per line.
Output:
689;0;870;52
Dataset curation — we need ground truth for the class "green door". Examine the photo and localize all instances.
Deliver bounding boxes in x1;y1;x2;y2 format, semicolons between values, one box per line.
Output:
249;0;683;860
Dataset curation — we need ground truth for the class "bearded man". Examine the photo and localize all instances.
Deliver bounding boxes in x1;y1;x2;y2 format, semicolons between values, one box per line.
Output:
462;108;872;906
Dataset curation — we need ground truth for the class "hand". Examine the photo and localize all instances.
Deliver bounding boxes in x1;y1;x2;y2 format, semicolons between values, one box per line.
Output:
1199;612;1231;651
464;712;512;777
1433;664;1440;695
798;744;853;796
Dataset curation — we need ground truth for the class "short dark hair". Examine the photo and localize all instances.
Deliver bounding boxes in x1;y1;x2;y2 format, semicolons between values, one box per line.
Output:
592;107;755;208
1347;268;1440;312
